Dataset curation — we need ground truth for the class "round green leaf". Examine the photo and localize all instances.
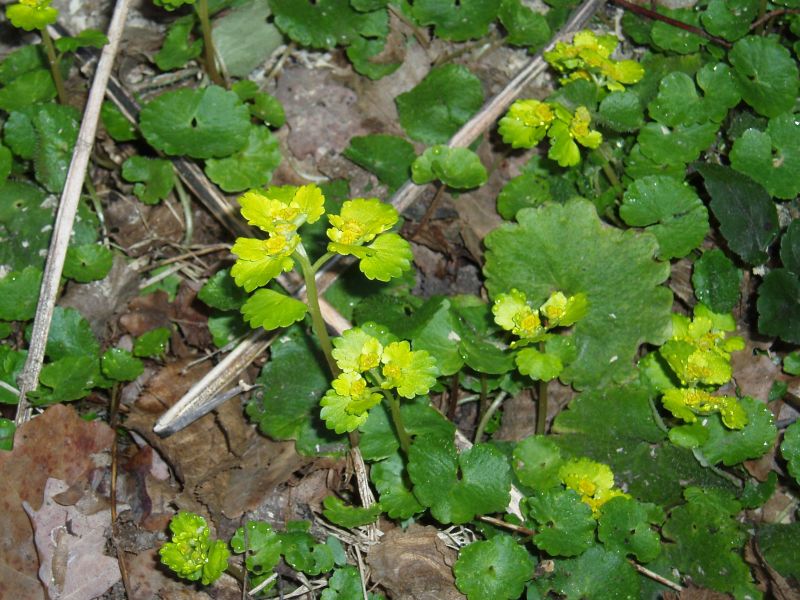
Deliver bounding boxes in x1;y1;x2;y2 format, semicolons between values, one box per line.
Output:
454;535;534;600
100;101;137;142
598;91;643;132
101;348;144;382
396;64;484;144
133;327;171;358
781;421;800;485
411;0;501;41
551;545;641;599
371;451;424;519
698;396;777;466
512;435;564;491
241;289;308;331
198;268;247;311
730;112;800;200
154;15;202;71
0;417;15;451
651;8;704;53
63;243;114;282
701;0;757;41
691;249;741;313
637;121;718;166
230;520;282;577
322;496;382;528
204;125;281;192
526;488;595;557
140;85;250;159
496;172;551;221
729;36;799;118
411;145;487;189
757;268;800;344
515;346;563;381
484;199;673;388
620;176;708;259
498;0;550;48
0;266;42;322
6;1;58;31
0;69;56;112
45;306;99;360
408;437;511;524
344;134;416;193
271;0;386;49
597;496;663;563
781;219;800;275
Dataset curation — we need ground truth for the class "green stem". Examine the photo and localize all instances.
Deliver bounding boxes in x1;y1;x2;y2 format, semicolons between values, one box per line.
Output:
474;391;508;443
535;379;548;435
172;174;194;246
594;145;621;189
40;28;68;105
381;385;412;454
195;0;225;87
310;251;335;274
294;243;339;378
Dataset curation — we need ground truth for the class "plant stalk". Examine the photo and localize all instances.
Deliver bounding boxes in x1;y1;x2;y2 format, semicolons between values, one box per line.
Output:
536;379;548;435
40;28;68;105
294;243;339;378
195;0;225;87
381;386;412;454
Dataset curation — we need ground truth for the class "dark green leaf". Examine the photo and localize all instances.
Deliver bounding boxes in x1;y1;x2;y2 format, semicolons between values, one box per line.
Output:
411;0;501;41
31;104;81;193
34;355;99;403
344;134;416;193
496;172;551;221
346;36;401;80
271;0;386;49
44;307;99;361
597;496;663;563
230;520;282;577
551;546;641;599
409;437;511;524
698;396;777;466
370;451;424;519
637;121;718;166
0;266;42;322
0;69;56;111
249;92;286;127
279;524;335;576
140;85;251;159
454;535;534;600
396;64;484;144
691;249;741;313
697;163;778;265
598;91;643;132
620;176;708;259
198;269;247;311
740;472;776;509
359;400;455;461
63;243;114;282
205;125;281;192
0;45;46;85
0;344;26;404
526;488;595;557
498;0;550;48
781;219;800;275
757;522;800;580
757;268;800;343
781;420;800;484
54;29;108;52
650;8;704;53
729;35;799;117
701;0;757;41
155;15;202;71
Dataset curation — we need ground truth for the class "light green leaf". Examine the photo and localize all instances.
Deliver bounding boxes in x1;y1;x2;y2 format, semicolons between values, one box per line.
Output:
637;121;718;166
697;163;778;266
101;348;144;382
484;199;672;388
322;496;382;527
411;145;487;189
408;437;511;524
701;0;757;41
730;112;800;199
526;488;595;557
0;418;15;450
230;520;282;580
45;306;99;360
212;0;283;78
241;289;308;330
411;0;501;41
454;535;534;600
691;249;741;313
515;346;562;381
205;125;282;192
344;134;416;193
0;345;26;404
396;64;484;144
54;29;108;52
155;15;202;71
497;172;551;220
730;35;799;117
352;233;414;282
620;176;708;259
34;355;99;403
140;85;251;159
133;327;171;358
100;101;137;142
6;0;58;31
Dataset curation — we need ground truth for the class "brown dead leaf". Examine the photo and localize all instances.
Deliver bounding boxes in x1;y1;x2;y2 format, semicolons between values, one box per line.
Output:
126;548;212;600
368;524;465;600
105;192;186;257
0;404;114;600
731;337;786;403
662;584;732;599
23;477;121;600
120;290;173;338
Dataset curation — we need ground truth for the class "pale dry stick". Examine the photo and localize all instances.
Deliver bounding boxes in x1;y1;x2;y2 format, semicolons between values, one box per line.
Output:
15;0;132;425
